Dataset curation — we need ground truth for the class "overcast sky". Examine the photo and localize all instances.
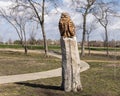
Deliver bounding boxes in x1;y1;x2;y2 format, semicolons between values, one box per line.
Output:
0;0;120;42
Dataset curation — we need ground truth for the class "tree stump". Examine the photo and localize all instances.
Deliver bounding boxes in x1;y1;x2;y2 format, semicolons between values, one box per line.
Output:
61;37;83;92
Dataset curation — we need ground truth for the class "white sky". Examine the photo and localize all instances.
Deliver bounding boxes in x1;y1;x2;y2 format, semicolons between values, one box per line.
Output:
0;0;120;42
0;0;12;8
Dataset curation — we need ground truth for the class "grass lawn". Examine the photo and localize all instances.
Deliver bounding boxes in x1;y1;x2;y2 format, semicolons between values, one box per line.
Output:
0;50;120;96
1;44;120;51
85;47;120;51
0;50;61;76
0;44;61;50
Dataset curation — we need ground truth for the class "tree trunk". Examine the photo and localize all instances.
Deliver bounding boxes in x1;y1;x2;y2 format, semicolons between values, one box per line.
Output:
28;0;48;56
81;15;87;57
41;24;48;56
87;35;91;55
105;27;109;56
41;0;48;56
21;41;28;55
61;37;82;92
24;45;28;55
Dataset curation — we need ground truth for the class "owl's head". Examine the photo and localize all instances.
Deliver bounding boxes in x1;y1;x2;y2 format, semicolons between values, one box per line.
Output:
61;12;70;18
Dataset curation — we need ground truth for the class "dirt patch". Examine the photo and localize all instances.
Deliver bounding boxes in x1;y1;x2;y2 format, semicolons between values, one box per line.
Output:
106;64;120;67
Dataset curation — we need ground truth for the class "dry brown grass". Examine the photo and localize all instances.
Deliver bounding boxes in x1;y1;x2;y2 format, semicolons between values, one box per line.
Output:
0;50;61;76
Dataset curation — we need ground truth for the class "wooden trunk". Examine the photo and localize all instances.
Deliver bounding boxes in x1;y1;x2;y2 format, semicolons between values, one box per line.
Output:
61;37;82;92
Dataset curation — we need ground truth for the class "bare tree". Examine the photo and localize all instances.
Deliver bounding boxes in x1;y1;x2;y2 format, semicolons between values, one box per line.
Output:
72;0;96;56
13;0;50;56
0;5;29;54
86;22;97;55
28;26;37;45
13;0;48;56
93;0;115;56
27;0;48;56
77;20;97;55
13;0;63;56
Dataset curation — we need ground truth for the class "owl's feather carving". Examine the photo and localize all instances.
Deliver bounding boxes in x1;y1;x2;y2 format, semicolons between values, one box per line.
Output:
59;13;75;38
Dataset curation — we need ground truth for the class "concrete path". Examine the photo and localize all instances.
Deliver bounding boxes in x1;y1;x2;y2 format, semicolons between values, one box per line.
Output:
48;51;90;72
0;60;89;84
0;68;61;84
0;49;90;84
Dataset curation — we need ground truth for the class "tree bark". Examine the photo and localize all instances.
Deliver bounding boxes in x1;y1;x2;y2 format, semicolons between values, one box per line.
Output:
61;37;82;92
24;45;28;55
81;14;87;57
29;0;48;56
41;24;48;56
41;0;48;56
87;34;91;55
105;26;109;56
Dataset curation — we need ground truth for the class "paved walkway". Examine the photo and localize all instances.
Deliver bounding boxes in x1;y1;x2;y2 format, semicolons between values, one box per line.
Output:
0;68;61;84
0;49;90;84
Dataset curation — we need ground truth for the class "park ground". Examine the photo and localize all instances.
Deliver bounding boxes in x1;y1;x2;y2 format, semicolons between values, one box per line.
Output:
0;45;120;96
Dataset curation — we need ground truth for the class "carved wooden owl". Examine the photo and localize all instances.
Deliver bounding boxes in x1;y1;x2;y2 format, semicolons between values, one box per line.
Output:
59;12;76;38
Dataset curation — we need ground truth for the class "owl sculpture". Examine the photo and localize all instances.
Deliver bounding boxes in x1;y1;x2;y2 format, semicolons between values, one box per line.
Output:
59;12;76;38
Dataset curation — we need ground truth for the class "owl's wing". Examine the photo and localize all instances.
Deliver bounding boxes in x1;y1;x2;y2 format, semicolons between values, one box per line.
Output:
59;22;62;36
68;20;75;36
59;20;65;36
